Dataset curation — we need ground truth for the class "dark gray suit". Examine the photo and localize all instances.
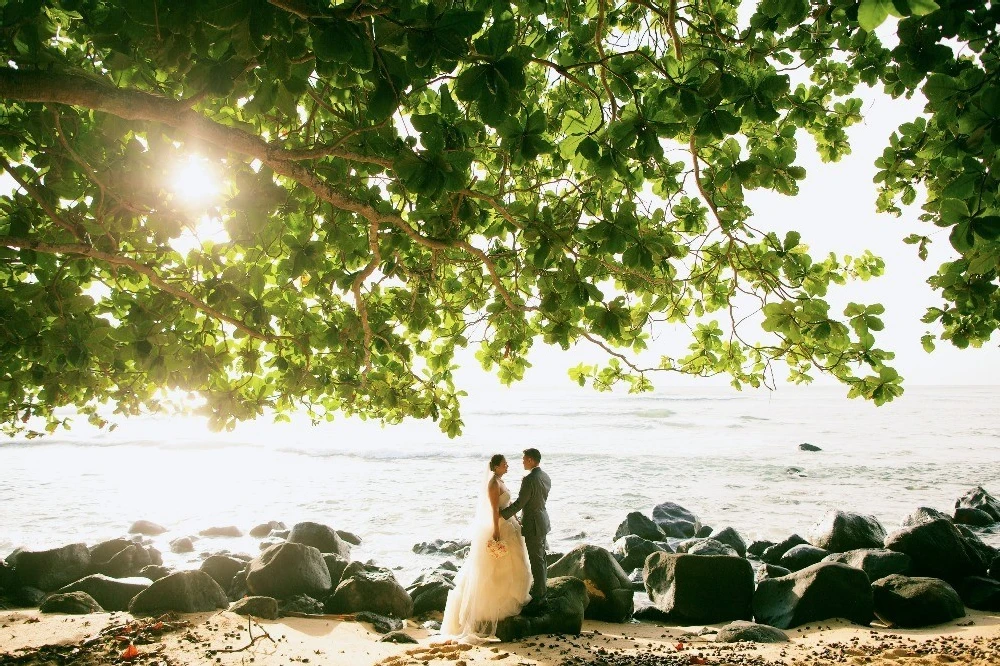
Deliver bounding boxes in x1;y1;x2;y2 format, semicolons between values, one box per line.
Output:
500;466;551;601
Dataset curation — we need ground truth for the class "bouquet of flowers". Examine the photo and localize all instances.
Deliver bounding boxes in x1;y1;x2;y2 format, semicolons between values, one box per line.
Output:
487;538;508;559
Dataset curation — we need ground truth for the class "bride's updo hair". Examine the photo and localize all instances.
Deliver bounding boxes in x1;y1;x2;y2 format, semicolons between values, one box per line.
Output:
488;454;506;472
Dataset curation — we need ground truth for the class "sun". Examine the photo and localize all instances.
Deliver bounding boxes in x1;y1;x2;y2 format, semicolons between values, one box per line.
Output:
169;155;221;207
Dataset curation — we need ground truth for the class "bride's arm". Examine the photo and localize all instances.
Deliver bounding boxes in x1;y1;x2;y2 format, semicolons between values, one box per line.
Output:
489;477;501;541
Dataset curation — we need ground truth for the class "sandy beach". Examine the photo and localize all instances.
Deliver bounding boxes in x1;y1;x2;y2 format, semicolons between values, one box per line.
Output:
1;608;998;666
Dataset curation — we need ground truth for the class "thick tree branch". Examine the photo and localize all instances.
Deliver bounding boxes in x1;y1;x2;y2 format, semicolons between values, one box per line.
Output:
0;152;88;241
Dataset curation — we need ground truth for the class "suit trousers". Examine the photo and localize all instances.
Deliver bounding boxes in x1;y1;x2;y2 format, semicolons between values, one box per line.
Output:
524;533;548;601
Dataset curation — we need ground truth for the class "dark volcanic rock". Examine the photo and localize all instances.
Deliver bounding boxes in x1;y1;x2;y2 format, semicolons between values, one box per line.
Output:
716;621;789;643
761;535;808;565
747;540;775;558
246;542;332;599
287;522;351;558
280;593;325;615
170;537;195;554
496;576;588;641
199;526;243;538
822;549;912;582
613;535;667;573
88;538;132;566
323;553;350;589
710;527;748;558
799;443;821;451
13;544;91;592
249;521;286;538
548;545;634;622
871;575;965;628
128;570;228;615
128;521;167;536
955;486;1000;523
100;544;150;578
956;576;1000;611
40;591;103;614
752;562;873;629
696;525;714;538
138;565;171;581
200;555;246;590
614;512;665;542
651;502;700;539
406;571;453;615
231;595;279;620
902;507;952;528
754;563;792;584
412;539;471;557
13;586;47;607
884;518;987;583
327;564;413;618
336;530;363;546
779;544;830;572
355;611;404;633
811;510;887;553
380;630;418;643
55;574;151;611
686;539;739;557
644;553;754;624
955;507;996;527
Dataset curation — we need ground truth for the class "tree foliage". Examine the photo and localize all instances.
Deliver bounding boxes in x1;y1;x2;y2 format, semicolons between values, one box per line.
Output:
0;0;996;437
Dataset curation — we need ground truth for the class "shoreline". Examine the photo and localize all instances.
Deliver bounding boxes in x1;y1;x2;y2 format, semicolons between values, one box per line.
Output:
2;609;999;666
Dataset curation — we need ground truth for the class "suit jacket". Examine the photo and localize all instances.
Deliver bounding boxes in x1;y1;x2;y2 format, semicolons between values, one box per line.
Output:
500;467;551;538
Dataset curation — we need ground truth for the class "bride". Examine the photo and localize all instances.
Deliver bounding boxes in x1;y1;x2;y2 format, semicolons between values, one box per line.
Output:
440;454;532;641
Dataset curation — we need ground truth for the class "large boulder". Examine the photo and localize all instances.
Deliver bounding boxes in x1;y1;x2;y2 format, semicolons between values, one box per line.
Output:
139;565;171;581
230;595;279;620
496;577;588;641
323;553;350;589
955;576;1000;611
0;558;12;593
13;544;91;591
902;507;951;527
128;521;167;536
249;521;286;538
613;535;667;573
761;535;808;565
822;549;912;582
779;545;830;572
651;502;700;538
811;511;887;553
99;544;151;578
955;487;1000;523
406;570;454;615
871;575;965;628
644;553;754;624
287;522;351;558
753;563;791;584
681;539;739;558
412;539;471;557
710;527;748;558
55;574;151;611
716;621;789;643
548;545;633;622
752;562;873;629
246;542;332;599
280;593;325;615
336;530;363;546
955;525;998;574
326;564;413;618
884;518;987;583
200;555;246;590
88;538;132;566
170;537;195;554
614;512;664;542
128;570;228;614
955;507;995;527
40;591;103;614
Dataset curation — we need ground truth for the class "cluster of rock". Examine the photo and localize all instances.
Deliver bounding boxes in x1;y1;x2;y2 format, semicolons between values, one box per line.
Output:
605;486;1000;636
0;519;414;633
2;486;998;644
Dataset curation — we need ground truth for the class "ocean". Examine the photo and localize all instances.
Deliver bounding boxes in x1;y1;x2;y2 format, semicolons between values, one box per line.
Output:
1;384;998;584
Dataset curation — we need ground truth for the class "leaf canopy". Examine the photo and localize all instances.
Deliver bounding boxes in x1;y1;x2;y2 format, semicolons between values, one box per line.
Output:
0;0;997;437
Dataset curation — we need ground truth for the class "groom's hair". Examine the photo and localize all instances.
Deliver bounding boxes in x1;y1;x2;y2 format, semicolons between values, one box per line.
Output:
523;448;541;463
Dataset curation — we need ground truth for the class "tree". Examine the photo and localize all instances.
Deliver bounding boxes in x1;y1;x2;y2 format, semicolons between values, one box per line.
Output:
0;0;996;438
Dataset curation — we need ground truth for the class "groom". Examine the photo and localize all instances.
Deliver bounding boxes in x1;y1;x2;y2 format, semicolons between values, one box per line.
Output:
501;447;551;608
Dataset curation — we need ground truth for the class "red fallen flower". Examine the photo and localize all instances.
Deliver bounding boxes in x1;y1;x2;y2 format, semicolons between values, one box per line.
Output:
689;656;707;665
121;644;140;660
674;642;685;650
152;622;164;631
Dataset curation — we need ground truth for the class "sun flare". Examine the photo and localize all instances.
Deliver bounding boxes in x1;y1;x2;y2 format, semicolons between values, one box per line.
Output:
169;155;221;207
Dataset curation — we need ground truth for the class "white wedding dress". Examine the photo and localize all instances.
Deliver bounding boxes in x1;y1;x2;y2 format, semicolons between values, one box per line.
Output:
440;474;532;642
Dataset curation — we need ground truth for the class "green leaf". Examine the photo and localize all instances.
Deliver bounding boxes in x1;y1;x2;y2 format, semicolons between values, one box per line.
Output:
907;0;939;15
971;216;1000;241
858;0;892;30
